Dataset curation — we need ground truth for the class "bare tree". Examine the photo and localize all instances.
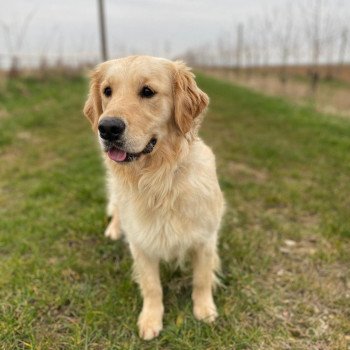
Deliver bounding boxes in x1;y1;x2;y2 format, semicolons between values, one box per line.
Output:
216;31;231;67
55;34;65;71
244;44;252;79
37;25;60;75
273;2;295;86
299;0;340;93
0;10;36;76
260;13;273;69
179;0;349;91
337;27;348;78
235;23;244;75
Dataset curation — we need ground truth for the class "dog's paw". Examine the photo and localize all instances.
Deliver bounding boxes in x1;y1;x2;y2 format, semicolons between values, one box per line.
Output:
104;222;121;240
193;300;218;323
138;312;163;340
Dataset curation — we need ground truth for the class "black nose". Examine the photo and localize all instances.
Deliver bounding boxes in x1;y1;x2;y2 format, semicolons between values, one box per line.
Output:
98;117;126;140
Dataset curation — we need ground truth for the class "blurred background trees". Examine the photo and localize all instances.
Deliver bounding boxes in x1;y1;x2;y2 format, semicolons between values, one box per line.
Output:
1;0;349;94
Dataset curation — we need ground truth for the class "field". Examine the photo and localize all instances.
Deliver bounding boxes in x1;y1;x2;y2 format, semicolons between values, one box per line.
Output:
205;64;350;83
203;66;350;118
0;74;349;349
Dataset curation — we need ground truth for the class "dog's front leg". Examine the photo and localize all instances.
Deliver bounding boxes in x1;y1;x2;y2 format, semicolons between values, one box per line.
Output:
130;243;163;340
192;242;219;323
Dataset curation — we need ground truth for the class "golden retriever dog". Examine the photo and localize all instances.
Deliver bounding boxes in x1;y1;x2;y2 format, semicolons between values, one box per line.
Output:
83;55;224;340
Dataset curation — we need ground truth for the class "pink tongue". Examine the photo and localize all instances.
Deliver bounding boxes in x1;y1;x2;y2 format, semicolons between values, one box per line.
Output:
107;148;127;162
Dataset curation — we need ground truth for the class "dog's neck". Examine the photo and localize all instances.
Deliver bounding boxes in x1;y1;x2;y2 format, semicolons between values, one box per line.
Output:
106;134;192;209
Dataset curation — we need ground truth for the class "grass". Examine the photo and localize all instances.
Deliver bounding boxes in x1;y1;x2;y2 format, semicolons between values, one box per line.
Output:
204;67;350;120
0;73;349;349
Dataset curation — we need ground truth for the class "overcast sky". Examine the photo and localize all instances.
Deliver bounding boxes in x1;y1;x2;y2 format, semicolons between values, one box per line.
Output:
1;0;349;66
0;0;289;57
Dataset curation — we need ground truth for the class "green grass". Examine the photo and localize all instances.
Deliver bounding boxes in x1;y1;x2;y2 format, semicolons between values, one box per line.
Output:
0;73;349;349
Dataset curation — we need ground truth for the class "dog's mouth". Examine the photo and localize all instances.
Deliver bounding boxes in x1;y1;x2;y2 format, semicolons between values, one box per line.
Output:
106;138;157;163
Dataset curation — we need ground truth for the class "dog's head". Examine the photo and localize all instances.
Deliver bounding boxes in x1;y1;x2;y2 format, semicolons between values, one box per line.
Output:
83;55;209;163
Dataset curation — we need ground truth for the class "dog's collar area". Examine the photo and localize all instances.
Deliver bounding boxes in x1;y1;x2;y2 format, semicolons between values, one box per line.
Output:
106;138;157;163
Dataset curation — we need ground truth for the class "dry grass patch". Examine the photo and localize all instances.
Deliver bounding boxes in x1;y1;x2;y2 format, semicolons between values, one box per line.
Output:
203;68;350;118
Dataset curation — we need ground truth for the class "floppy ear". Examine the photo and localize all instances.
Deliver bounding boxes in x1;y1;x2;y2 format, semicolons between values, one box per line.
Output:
83;66;103;131
173;61;209;135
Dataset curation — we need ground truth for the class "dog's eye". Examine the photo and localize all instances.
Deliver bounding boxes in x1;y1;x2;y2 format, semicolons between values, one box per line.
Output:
103;86;112;97
140;86;155;98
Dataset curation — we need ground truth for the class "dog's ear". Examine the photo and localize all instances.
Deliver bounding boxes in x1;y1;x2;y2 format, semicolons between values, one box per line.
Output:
173;61;209;135
83;65;103;131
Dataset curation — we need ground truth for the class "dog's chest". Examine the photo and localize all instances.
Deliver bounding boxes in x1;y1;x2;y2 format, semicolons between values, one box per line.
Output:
120;189;197;260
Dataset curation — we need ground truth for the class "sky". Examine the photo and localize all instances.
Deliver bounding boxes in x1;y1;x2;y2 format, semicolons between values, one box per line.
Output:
0;0;286;64
0;0;349;67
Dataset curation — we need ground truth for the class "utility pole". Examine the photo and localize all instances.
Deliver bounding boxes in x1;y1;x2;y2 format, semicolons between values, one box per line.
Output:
98;0;108;61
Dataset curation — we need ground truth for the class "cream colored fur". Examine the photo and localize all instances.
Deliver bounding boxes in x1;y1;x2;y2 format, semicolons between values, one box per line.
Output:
83;56;224;340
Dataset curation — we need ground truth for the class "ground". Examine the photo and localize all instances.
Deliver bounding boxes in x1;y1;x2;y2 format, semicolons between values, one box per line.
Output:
0;74;349;349
204;67;350;118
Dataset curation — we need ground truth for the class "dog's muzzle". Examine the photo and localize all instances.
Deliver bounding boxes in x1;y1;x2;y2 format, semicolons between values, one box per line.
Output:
98;116;157;163
105;138;157;163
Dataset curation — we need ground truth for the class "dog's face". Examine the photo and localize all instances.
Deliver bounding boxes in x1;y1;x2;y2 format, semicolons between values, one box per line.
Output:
84;56;208;163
